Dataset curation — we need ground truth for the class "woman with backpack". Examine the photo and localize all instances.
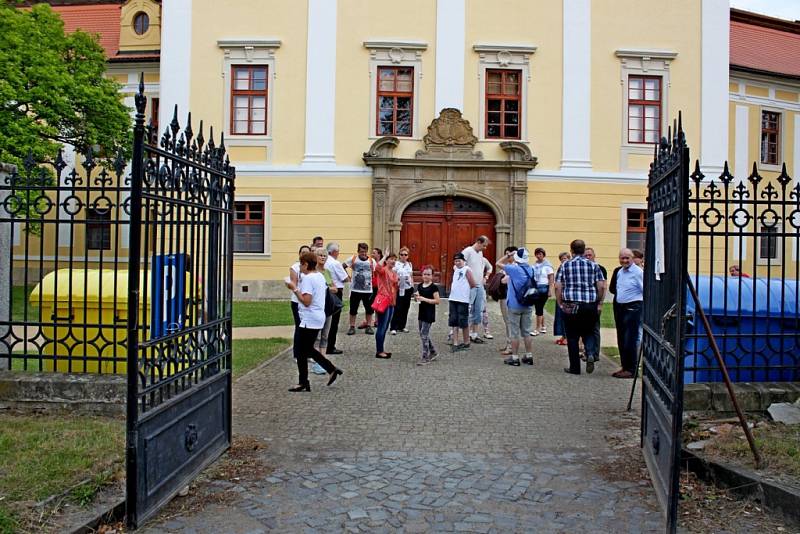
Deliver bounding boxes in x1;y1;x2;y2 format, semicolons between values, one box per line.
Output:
496;247;536;366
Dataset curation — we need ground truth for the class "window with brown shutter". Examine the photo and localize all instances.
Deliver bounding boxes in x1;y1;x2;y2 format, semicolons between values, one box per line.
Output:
231;66;268;135
376;66;413;137
485;69;521;139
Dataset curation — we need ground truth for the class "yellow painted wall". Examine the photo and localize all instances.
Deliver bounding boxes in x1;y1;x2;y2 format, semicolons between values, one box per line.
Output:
592;0;702;172
744;84;769;97
465;0;562;168
526;181;647;267
334;0;436;166
190;0;308;165
233;176;372;280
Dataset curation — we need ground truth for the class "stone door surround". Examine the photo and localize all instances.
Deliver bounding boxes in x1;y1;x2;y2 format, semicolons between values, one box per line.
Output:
363;109;538;254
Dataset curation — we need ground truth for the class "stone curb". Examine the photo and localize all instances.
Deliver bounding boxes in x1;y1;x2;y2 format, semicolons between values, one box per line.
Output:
682;448;800;524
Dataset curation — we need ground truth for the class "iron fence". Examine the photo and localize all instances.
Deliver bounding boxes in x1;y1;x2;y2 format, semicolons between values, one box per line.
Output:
686;161;800;383
0;148;133;373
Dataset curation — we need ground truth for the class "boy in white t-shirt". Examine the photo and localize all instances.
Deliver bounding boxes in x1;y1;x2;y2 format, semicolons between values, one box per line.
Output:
449;252;476;352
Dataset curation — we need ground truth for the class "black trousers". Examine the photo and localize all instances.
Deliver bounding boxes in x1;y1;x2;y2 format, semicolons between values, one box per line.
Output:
613;301;643;372
294;326;336;386
291;301;300;327
327;288;343;351
563;302;599;374
390;290;413;331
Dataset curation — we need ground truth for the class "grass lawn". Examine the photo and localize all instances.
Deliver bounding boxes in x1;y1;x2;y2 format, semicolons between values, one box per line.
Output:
11;286;38;323
602;346;621;364
0;415;124;533
233;299;348;328
544;299;615;329
232;337;291;376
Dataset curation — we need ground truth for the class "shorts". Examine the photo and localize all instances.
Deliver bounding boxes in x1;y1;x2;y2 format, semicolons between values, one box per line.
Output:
469;286;485;325
507;307;533;339
349;291;373;316
448;300;469;328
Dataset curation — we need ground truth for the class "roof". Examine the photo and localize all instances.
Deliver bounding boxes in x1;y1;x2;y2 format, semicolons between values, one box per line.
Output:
50;3;121;58
730;9;800;79
48;3;158;62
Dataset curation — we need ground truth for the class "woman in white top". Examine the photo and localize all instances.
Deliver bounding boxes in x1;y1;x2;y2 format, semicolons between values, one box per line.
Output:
289;245;312;326
530;247;555;336
390;246;414;335
285;251;343;392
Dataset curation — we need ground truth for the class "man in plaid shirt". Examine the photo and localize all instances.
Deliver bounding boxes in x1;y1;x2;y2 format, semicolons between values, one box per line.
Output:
555;239;606;374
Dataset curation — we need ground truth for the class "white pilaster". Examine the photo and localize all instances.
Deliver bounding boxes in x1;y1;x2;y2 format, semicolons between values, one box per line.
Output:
561;0;592;170
794;114;800;260
435;0;465;113
701;0;729;174
302;0;338;167
158;0;192;131
734;105;749;182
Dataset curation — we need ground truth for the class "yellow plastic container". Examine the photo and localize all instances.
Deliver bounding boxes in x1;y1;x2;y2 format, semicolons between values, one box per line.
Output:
30;269;149;374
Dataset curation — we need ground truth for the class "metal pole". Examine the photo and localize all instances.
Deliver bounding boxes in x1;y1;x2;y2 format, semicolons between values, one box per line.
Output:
626;340;644;411
686;276;762;469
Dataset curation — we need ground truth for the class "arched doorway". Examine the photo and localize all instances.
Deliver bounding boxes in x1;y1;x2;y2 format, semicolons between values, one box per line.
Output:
401;196;496;288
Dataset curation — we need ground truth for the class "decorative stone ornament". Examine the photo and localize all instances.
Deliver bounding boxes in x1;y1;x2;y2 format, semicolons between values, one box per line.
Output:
416;109;483;160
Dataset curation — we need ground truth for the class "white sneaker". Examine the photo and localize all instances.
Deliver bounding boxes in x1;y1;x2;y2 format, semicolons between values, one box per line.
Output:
390;330;397;335
401;328;409;333
530;330;539;337
483;333;494;339
540;327;547;334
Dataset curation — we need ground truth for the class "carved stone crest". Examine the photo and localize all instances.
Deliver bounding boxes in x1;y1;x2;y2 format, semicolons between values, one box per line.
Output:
443;181;458;197
416;109;482;160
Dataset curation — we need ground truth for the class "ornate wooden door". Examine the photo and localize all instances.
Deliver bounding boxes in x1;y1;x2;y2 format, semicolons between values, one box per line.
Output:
401;197;495;289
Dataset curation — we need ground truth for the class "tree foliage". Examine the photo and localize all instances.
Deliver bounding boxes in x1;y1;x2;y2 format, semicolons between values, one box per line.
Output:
0;0;132;168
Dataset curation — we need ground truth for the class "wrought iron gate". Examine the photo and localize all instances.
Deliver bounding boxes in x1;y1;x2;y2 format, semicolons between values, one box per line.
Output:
640;119;689;533
126;80;235;528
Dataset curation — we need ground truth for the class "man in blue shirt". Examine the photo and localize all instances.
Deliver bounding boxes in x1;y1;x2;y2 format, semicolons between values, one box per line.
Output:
555;240;606;374
609;248;643;378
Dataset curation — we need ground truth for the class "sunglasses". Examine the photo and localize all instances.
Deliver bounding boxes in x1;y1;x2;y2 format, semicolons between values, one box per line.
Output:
400;253;408;256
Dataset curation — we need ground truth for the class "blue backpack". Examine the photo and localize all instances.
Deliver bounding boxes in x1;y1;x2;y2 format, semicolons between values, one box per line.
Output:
509;265;538;306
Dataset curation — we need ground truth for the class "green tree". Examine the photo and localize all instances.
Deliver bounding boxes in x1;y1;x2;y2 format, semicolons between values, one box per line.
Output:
0;0;132;168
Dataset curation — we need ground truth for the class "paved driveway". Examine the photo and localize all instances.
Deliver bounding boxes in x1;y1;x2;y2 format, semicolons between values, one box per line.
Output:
143;300;662;533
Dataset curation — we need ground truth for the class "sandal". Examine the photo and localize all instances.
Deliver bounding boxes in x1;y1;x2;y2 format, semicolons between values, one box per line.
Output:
500;348;513;355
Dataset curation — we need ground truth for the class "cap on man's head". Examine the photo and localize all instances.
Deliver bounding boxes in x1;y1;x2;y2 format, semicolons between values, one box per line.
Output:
514;247;530;264
453;252;465;261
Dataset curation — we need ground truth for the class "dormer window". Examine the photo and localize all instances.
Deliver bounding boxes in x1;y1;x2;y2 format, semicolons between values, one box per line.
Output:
133;12;149;35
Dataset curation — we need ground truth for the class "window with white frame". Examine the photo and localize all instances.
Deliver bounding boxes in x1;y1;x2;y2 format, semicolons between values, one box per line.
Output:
365;41;427;138
760;110;781;166
233;197;271;255
474;44;536;141
615;49;677;167
218;39;280;147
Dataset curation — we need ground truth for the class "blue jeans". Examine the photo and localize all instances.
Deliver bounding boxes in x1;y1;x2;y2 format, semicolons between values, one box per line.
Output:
375;306;395;353
469;286;485;326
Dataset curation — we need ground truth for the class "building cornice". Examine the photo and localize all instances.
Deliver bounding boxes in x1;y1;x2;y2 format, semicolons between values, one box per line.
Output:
615;48;678;60
472;43;537;55
217;39;282;49
363;40;428;51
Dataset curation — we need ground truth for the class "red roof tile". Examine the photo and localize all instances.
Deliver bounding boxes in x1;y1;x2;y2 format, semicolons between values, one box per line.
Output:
50;4;121;58
731;19;800;79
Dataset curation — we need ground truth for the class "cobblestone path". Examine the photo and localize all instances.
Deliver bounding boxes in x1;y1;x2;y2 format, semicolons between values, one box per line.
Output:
144;301;663;533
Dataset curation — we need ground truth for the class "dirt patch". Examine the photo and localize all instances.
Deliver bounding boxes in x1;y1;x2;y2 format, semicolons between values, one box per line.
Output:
684;415;800;491
599;410;799;532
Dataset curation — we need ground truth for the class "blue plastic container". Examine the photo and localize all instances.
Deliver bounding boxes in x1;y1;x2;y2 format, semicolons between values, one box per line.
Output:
684;275;800;383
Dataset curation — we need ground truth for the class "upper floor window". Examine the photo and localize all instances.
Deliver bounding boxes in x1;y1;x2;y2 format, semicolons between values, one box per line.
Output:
377;67;413;137
627;76;661;144
231;66;268;135
233;201;266;254
485;69;521;139
761;111;780;165
133;12;149;35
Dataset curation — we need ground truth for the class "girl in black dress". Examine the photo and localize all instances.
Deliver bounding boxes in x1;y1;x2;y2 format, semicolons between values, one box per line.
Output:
414;265;440;365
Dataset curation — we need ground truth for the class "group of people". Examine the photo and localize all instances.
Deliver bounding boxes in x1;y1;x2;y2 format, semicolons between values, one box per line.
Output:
284;234;646;392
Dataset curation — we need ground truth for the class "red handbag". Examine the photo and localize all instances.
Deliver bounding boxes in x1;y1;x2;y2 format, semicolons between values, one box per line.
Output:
372;292;390;314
